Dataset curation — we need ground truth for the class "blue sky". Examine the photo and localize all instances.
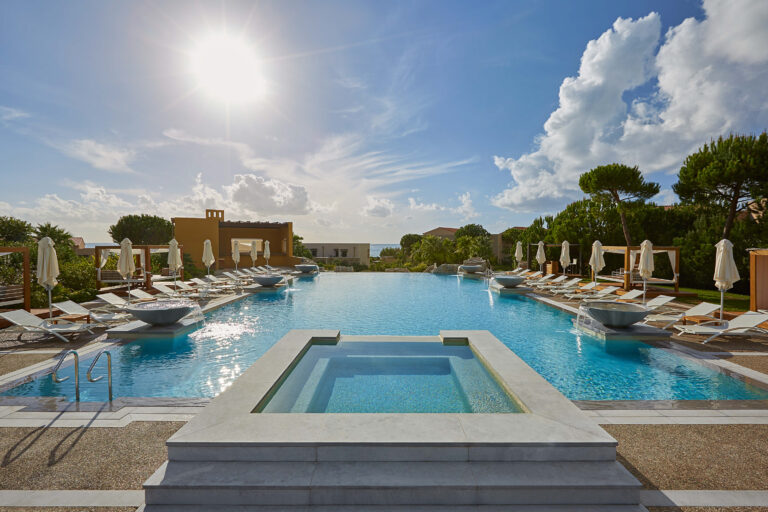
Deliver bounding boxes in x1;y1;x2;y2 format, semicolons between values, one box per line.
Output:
1;0;767;242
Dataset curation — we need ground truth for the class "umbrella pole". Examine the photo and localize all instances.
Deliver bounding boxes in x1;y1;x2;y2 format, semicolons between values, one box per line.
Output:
47;287;52;318
720;289;724;321
643;279;647;305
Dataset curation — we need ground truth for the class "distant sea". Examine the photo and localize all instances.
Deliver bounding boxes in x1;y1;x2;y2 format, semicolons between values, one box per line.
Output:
370;243;400;257
85;242;116;248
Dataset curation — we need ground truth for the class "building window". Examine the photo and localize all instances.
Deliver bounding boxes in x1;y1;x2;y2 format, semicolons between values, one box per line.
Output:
340;249;348;258
310;248;317;257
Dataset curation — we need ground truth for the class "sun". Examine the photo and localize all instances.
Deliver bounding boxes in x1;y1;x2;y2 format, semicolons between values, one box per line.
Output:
190;33;266;104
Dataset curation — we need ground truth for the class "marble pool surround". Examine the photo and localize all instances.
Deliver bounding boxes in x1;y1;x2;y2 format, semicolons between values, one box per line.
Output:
164;329;620;459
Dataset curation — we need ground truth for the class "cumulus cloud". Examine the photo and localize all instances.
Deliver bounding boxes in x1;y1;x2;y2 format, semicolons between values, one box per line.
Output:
408;192;478;221
61;139;136;173
493;0;768;212
363;196;395;217
227;174;311;215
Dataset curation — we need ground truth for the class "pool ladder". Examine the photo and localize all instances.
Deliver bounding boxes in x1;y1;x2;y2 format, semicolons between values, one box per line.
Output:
51;349;113;402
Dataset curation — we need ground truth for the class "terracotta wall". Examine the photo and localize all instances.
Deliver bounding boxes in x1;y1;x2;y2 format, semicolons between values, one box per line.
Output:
172;217;221;271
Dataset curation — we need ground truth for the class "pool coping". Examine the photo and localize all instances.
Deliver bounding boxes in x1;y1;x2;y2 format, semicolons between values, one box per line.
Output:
167;329;618;448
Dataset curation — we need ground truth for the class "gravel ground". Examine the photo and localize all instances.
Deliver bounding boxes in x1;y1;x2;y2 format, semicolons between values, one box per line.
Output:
718;355;768;375
0;422;183;490
606;424;768;490
0;353;57;376
670;336;768;353
0;331;105;351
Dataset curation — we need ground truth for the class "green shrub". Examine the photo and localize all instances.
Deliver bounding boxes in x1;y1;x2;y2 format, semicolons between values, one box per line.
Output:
58;257;98;291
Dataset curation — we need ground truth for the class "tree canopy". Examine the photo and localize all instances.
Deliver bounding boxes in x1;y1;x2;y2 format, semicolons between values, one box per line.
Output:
579;163;660;246
108;214;174;245
292;234;312;259
454;223;490;239
673;132;768;239
399;233;422;255
0;216;33;243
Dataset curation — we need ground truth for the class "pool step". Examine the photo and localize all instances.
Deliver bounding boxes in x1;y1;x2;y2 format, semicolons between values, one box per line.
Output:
143;460;641;507
166;443;617;462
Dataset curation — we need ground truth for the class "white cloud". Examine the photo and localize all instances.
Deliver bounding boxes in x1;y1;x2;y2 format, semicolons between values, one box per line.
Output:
61;139;136;174
227;174;311;215
652;188;678;206
363;196;395;217
455;192;479;221
493;1;768;212
408;192;479;221
0;106;30;122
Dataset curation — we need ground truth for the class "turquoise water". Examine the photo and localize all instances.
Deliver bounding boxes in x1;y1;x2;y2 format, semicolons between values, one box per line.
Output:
260;342;521;413
4;273;768;402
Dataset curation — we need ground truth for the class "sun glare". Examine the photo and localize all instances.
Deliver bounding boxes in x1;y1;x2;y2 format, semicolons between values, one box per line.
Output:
190;33;266;104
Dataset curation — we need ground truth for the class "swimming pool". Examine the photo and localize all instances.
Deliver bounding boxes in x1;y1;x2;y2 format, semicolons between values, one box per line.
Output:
5;273;768;402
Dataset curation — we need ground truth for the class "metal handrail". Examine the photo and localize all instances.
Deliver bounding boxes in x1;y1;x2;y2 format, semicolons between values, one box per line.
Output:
52;350;79;402
87;349;113;402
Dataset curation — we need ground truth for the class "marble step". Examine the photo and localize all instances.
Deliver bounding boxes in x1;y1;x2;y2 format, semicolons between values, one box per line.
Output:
166;442;617;462
144;460;641;506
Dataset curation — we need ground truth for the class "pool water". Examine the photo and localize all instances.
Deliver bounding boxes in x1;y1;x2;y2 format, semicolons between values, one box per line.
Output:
4;273;768;402
259;342;521;413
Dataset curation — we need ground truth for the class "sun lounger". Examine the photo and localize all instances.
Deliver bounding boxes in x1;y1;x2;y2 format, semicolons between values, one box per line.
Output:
613;289;644;302
521;270;543;280
222;271;249;284
152;282;201;299
128;289;158;301
527;273;554;285
554;281;597;295
568;286;620;301
673;311;768;343
206;275;238;288
645;301;721;328
639;295;675;311
533;275;567;288
96;293;130;310
53;300;130;326
0;309;94;342
539;277;581;291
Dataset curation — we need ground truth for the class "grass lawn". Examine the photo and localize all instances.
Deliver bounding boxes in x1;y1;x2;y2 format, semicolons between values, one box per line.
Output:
655;285;750;311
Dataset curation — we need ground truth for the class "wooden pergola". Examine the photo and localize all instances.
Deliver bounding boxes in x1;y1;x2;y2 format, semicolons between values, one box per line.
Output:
598;245;680;292
94;244;183;289
749;248;768;311
0;246;31;311
526;243;583;275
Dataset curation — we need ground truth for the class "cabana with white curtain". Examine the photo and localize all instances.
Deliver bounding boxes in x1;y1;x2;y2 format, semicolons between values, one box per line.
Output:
94;244;184;288
597;245;680;292
526;243;583;275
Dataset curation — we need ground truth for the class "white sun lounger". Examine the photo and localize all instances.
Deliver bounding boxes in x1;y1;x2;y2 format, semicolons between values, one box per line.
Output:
569;286;620;301
533;275;567;288
674;311;768;344
128;289;157;301
0;309;94;343
96;293;130;309
539;277;581;291
528;273;554;285
553;281;597;295
152;282;202;299
613;289;644;302
644;301;720;328
53;300;130;326
522;270;543;280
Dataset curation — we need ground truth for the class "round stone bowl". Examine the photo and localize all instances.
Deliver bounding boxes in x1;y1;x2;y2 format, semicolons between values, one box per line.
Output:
295;264;318;274
459;264;484;274
124;300;196;326
253;275;284;287
584;300;650;328
494;275;525;288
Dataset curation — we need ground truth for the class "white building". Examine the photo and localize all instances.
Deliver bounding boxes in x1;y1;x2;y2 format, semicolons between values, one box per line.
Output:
304;243;370;267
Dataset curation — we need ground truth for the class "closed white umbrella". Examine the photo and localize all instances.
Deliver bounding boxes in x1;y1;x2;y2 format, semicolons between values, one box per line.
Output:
37;237;59;318
264;240;271;267
232;240;240;271
202;239;215;275
638;240;654;304
559;241;570;275
589;241;605;283
714;239;740;320
250;241;258;267
536;241;546;271
168;239;182;286
514;241;523;266
118;238;135;301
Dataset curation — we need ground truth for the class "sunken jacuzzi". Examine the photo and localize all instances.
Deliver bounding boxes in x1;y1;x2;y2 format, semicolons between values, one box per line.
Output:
144;330;642;510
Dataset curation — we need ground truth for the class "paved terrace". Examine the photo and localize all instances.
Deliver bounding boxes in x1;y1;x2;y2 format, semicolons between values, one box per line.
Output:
1;284;768;510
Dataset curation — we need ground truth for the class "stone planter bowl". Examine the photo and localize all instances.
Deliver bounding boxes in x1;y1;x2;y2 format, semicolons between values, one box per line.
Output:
124;300;196;326
295;264;319;273
494;275;525;288
459;264;484;274
584;300;650;328
253;275;284;288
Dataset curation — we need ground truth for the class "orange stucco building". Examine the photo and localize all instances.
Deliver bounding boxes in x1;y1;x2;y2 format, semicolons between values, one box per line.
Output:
172;209;301;271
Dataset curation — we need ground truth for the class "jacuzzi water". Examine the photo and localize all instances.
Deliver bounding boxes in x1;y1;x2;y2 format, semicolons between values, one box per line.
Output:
4;273;768;402
259;342;521;413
